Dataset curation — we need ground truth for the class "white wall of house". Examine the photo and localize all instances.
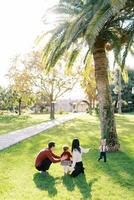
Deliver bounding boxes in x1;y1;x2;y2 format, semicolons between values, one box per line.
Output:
55;99;88;112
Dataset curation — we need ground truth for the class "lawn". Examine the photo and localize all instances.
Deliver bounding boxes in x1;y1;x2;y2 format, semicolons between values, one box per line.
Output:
0;114;134;200
0;113;67;135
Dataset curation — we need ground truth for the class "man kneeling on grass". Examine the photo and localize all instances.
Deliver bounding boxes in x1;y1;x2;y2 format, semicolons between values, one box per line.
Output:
35;141;65;175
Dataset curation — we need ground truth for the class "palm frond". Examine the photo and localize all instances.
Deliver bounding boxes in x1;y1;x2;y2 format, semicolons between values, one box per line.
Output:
86;4;113;49
121;26;134;70
49;3;82;16
106;30;122;66
41;22;69;65
35;30;56;45
66;48;80;69
85;0;128;50
110;0;127;15
40;0;133;72
44;24;70;70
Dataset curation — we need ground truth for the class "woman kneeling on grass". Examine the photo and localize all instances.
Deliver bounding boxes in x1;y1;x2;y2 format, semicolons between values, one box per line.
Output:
70;138;90;177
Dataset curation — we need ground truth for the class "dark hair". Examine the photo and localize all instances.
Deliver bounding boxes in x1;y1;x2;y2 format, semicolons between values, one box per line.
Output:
48;141;55;149
71;138;81;153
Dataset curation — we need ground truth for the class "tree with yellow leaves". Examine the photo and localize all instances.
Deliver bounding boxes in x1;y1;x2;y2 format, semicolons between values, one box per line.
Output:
7;55;34;115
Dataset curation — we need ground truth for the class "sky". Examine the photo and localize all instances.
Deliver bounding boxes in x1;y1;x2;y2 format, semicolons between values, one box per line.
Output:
0;0;58;86
0;0;85;100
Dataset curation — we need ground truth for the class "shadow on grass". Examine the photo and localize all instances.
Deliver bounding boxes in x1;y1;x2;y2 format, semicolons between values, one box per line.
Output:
33;173;58;197
97;151;134;190
105;152;134;190
62;174;96;200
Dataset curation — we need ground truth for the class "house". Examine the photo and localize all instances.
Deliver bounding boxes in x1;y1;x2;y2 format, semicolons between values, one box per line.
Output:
55;99;88;112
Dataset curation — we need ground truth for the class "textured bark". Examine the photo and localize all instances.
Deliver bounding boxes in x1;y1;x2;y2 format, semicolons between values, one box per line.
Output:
92;38;120;151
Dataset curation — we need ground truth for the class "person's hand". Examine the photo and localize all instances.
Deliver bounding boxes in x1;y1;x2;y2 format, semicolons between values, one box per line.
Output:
61;155;67;161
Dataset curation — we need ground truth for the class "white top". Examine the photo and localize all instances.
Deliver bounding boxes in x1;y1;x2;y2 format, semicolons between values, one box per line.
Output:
99;145;108;152
71;147;89;169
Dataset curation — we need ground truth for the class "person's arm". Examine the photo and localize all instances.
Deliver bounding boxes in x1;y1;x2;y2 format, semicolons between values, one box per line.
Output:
60;152;64;158
81;147;90;153
71;150;78;170
51;152;61;159
47;151;61;163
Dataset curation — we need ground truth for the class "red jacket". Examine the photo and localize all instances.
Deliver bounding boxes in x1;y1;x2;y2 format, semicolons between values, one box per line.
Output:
35;148;60;167
61;151;72;161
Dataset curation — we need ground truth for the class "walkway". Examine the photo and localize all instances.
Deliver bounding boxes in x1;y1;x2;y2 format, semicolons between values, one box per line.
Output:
0;113;81;151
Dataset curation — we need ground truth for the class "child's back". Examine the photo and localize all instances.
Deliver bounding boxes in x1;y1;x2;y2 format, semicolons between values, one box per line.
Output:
61;150;72;161
61;145;72;174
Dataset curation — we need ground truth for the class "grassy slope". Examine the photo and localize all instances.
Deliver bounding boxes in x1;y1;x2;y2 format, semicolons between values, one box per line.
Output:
0;114;134;200
0;114;66;135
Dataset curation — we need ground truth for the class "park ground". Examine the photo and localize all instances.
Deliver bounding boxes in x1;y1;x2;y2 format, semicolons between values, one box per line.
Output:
0;114;134;200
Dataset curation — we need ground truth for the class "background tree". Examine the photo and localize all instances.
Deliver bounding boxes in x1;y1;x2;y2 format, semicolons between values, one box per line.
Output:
112;68;123;114
23;51;78;119
0;87;19;112
7;56;34;115
111;69;134;113
0;86;6;110
32;91;49;114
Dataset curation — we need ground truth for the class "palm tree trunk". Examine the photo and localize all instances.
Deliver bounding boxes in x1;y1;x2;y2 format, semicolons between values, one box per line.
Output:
117;69;122;114
92;38;120;151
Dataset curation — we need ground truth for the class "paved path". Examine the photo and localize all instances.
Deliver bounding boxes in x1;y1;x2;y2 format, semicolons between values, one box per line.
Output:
0;113;81;151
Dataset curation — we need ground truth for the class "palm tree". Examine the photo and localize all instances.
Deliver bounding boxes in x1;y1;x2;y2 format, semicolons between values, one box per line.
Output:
40;0;134;151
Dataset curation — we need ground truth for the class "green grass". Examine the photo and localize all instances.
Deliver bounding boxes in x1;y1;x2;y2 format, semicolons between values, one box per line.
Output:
0;114;134;200
0;113;67;135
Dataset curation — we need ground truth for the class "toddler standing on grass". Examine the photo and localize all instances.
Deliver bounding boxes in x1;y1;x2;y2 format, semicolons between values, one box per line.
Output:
98;139;108;162
61;145;72;175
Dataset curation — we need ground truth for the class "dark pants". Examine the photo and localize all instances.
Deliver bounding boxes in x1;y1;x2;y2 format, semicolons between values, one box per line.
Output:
71;162;84;177
36;158;52;172
98;152;106;162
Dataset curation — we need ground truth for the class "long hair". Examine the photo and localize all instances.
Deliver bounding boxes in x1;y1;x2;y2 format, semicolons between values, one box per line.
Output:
71;138;81;153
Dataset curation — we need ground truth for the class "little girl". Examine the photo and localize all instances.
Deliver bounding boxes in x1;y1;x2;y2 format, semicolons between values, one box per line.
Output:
70;138;90;177
98;139;108;162
61;145;72;174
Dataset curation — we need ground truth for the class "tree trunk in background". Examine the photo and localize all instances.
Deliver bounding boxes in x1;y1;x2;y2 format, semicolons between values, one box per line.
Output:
18;98;22;116
92;38;120;151
50;101;55;120
117;69;122;114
